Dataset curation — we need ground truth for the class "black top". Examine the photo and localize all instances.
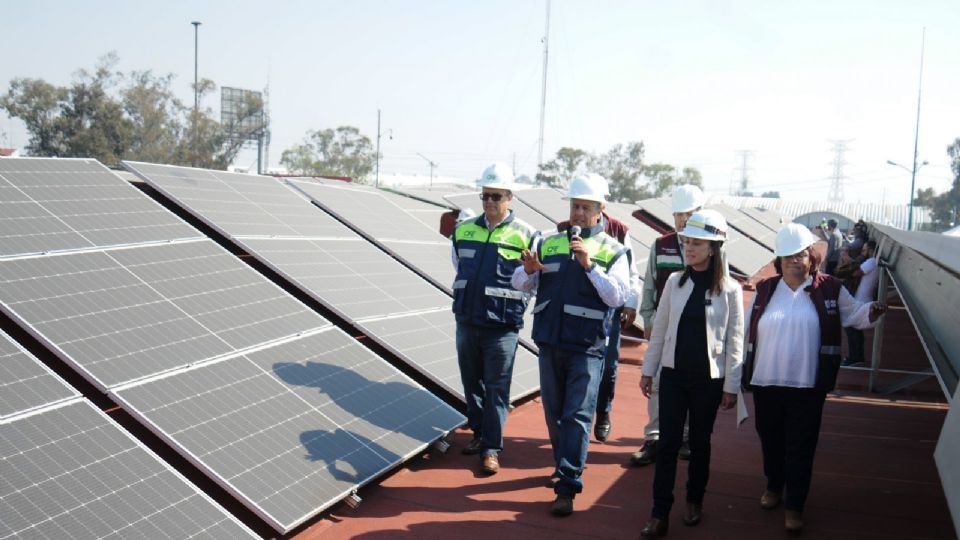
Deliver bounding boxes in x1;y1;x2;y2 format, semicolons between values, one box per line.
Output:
673;268;711;377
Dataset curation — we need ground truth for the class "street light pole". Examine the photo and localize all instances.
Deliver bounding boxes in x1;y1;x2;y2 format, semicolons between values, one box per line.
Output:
907;27;926;231
191;21;201;167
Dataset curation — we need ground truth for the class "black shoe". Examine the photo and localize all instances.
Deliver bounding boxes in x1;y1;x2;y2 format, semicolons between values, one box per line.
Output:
594;413;612;442
461;437;482;455
630;439;658;466
682;503;702;526
841;357;864;366
550;494;574;516
678;439;691;461
640;517;669;538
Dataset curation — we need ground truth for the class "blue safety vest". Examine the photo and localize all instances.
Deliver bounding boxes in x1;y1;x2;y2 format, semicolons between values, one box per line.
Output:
531;223;625;356
452;211;538;327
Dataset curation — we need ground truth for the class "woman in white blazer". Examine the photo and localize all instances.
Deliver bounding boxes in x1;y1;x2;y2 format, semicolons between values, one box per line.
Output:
639;210;744;538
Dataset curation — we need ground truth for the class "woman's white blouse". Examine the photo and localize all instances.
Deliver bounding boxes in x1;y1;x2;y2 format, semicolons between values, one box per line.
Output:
750;277;875;388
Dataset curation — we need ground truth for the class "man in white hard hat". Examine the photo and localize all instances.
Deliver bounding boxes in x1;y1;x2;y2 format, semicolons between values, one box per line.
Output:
451;163;539;476
632;184;707;466
513;173;631;516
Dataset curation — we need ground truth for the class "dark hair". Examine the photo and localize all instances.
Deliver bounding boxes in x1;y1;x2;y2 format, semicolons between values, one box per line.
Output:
678;240;725;295
866;239;877;251
773;245;822;277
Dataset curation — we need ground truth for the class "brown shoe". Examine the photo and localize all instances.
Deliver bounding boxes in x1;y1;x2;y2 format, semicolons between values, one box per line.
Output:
682;503;702;526
481;453;500;475
640;517;669;538
550;493;574;516
760;490;782;510
785;510;803;533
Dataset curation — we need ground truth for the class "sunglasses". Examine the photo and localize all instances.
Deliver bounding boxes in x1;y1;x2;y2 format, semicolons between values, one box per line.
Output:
480;192;505;202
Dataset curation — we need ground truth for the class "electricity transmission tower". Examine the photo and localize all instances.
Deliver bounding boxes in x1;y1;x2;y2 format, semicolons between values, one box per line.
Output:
827;140;852;202
730;150;755;195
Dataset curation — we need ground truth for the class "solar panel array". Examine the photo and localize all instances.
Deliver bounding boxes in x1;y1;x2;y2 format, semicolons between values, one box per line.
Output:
707;203;777;251
739;206;784;233
122;161;540;403
0;330;256;539
0;158;464;533
443;191;558;234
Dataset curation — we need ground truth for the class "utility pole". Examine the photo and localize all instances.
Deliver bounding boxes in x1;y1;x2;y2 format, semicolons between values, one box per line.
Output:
827;139;852;202
537;0;551;173
191;21;201;167
908;27;926;231
375;109;392;188
416;153;438;188
730;150;754;195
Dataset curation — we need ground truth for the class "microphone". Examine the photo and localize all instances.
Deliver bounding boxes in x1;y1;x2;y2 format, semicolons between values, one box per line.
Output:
569;225;581;261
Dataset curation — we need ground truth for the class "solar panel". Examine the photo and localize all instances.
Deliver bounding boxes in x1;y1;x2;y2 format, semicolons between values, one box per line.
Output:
707;203;777;251
123;162;541;404
635;197;675;228
288;180;456;291
1;400;257;539
0;240;329;389
740;206;784;232
115;329;464;532
123;161;349;238
0;331;78;420
0;158;201;258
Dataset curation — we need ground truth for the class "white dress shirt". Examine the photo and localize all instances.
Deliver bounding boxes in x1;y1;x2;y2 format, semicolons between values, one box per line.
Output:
748;276;876;388
511;253;630;309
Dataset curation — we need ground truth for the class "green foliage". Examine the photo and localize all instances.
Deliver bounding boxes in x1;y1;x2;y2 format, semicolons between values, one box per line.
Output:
761;191;780;198
536;141;702;203
280;126;376;182
910;138;960;231
1;53;265;169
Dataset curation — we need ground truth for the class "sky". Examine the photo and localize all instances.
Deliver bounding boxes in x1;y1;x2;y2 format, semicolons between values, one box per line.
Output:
2;0;959;205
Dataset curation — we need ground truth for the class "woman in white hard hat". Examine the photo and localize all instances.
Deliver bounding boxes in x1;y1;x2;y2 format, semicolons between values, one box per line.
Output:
743;223;886;533
638;210;744;538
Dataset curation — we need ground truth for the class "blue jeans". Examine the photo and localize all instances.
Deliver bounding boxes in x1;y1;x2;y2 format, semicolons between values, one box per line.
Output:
456;323;520;456
538;344;604;495
595;308;622;417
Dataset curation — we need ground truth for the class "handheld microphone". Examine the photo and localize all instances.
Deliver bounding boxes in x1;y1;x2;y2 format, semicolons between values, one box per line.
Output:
570;225;581;261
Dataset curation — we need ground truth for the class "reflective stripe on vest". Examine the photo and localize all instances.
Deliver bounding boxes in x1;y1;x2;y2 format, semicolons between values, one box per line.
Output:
563;304;607;320
485;286;525;300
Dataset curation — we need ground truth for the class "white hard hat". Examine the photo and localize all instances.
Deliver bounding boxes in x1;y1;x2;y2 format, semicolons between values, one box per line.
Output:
565;173;608;203
671;185;705;213
478;162;515;191
679;209;727;242
775;223;818;257
456;208;476;223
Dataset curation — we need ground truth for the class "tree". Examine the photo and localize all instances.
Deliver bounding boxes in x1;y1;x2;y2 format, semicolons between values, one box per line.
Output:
538;147;589;187
1;52;264;169
589;142;647;203
280;126;376;182
643;162;704;198
911;139;960;231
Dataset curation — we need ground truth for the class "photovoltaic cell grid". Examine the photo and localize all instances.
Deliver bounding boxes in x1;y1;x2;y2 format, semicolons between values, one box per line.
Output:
0;158;465;532
739;206;784;233
116;330;464;531
0;331;78;419
0;240;329;389
289;180;456;290
125;162;540;403
707;203;777;251
0;158;201;258
1;400;257;539
123;161;351;239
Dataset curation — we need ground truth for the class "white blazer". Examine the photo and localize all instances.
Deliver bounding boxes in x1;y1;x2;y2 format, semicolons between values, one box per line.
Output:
641;271;745;395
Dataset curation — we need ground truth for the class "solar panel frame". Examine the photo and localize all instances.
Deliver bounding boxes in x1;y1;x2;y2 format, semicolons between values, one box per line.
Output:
0;330;79;420
707;203;777;251
0;158;203;258
740;206;785;233
0;399;258;539
113;329;464;532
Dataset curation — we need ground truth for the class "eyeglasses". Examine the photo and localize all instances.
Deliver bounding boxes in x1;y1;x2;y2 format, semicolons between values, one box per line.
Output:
480;192;504;202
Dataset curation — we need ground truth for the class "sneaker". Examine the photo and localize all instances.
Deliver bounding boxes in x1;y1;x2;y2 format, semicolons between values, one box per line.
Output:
461;437;482;455
594;413;612;442
630;439;658;466
550;493;574;516
678;439;691;461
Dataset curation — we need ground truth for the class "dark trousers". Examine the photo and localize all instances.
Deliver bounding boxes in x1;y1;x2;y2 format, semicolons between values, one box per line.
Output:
846;327;865;362
753;386;827;512
595;308;622;417
651;368;724;519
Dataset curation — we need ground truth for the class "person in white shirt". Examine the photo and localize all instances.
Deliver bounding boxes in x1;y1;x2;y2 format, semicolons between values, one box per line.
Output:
743;224;886;534
843;239;879;366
